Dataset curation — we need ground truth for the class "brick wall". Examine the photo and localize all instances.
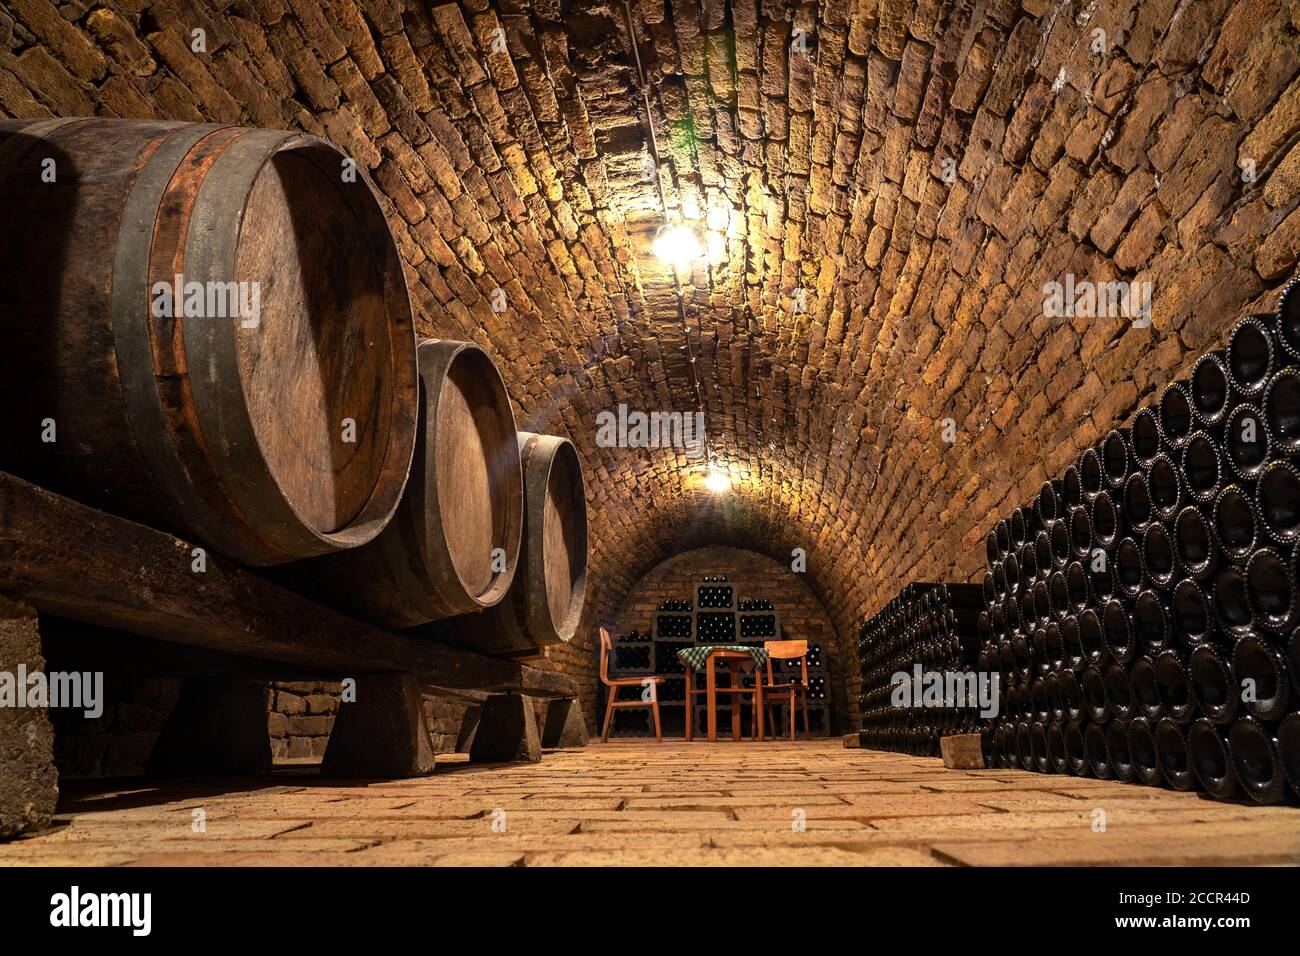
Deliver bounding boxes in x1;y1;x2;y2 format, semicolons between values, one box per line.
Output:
2;1;1298;737
613;546;846;732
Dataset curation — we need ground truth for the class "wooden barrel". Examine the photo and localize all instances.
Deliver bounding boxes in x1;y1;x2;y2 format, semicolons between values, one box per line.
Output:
427;431;588;657
0;119;418;565
287;339;524;628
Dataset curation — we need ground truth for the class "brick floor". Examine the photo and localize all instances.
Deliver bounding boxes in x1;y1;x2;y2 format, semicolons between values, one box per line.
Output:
2;741;1298;866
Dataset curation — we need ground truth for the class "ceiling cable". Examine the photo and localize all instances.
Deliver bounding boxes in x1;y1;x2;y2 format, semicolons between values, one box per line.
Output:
622;0;719;482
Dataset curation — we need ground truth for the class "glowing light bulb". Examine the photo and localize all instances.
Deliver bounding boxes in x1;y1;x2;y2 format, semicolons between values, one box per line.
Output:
652;223;704;271
703;469;731;493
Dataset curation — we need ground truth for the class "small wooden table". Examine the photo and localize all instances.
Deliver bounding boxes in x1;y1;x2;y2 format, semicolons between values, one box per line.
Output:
684;648;765;742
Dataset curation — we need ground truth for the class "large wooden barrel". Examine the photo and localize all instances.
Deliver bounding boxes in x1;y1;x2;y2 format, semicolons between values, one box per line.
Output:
427;431;588;657
0;119;418;565
286;339;524;628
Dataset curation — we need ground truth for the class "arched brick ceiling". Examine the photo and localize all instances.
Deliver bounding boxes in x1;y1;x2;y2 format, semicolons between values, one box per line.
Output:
5;0;1295;713
390;0;1298;709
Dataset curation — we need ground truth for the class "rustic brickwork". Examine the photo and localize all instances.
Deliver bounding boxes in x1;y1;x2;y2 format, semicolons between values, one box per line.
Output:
270;681;468;758
614;546;845;728
3;1;1298;728
9;741;1300;865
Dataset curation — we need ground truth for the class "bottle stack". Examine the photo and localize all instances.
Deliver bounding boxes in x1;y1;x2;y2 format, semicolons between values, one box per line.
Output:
858;582;985;755
979;281;1300;803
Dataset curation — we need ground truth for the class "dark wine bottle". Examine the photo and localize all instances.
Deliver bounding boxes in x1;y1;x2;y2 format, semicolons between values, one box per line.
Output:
1190;351;1233;431
1123;471;1153;536
1085;721;1111;778
1129;653;1163;720
1263;366;1300;455
1226;315;1276;400
1231;633;1291;721
1128;716;1163;786
1106;719;1136;782
1171;577;1213;645
1245;546;1297;634
1102;429;1131;489
1278;712;1300;800
1154;717;1196;791
1256;460;1300;546
1188;717;1238;800
1065;720;1089;776
1158;382;1194;450
1190;643;1237;725
1181;431;1222;504
1228;715;1287;805
1173;504;1218;581
1130;407;1163;468
1224;403;1270;482
1153;649;1195;724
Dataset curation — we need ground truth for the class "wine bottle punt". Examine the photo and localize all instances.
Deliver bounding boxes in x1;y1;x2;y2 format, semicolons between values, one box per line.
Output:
1128;716;1163;786
1228;715;1287;804
1154;717;1196;791
1188;717;1239;800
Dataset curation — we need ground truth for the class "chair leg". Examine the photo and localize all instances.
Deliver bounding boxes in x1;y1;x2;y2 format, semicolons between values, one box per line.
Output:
650;683;662;742
601;686;616;742
789;694;796;741
801;694;810;739
685;691;693;741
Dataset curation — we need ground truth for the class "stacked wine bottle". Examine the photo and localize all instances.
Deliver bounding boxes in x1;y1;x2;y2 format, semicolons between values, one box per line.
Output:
980;279;1300;803
859;582;985;755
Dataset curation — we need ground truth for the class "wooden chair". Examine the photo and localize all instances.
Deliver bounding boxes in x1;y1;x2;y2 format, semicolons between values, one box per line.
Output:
762;639;811;739
598;627;664;742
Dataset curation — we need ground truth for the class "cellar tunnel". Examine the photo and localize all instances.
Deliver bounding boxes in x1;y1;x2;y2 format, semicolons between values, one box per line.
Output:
1;0;1300;869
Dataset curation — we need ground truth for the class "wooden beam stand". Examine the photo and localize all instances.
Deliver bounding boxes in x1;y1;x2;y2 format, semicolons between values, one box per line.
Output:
470;693;541;763
321;673;436;778
540;697;588;748
0;472;576;699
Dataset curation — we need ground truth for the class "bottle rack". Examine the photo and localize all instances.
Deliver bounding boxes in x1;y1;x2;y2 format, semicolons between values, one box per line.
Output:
694;581;735;609
612;708;652;736
693;609;737;643
737;607;780;640
610;641;654;674
606;577;833;736
652;610;693;641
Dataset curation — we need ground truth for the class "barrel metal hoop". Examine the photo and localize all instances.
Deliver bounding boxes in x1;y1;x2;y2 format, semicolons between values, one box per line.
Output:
416;339;519;616
522;433;587;646
111;122;250;558
183;128;330;560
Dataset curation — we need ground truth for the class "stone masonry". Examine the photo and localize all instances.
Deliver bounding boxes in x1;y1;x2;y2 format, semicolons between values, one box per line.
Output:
2;1;1297;728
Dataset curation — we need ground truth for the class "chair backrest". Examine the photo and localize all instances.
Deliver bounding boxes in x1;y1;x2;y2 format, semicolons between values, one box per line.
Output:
598;627;613;685
765;639;809;686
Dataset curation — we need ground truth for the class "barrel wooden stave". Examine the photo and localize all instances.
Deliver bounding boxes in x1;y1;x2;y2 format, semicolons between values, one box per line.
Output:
429;430;588;657
0;118;418;564
284;339;525;629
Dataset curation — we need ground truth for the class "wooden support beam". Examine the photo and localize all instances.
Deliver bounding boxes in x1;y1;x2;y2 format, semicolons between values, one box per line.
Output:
321;673;436;779
0;472;575;699
470;693;541;763
541;697;588;748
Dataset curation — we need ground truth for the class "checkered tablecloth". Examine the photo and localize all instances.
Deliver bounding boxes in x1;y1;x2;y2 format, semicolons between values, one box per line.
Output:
677;645;769;672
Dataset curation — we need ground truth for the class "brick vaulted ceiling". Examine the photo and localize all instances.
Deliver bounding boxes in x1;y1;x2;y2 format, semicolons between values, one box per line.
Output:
2;0;1299;710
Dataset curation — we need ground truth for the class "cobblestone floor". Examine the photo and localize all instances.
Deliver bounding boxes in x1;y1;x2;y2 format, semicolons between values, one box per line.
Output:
2;740;1298;866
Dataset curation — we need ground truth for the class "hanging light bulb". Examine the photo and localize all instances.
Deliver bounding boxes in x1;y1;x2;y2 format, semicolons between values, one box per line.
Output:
652;223;704;272
702;467;731;494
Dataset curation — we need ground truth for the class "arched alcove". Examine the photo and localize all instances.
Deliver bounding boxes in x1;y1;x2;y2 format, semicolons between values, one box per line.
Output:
611;546;848;733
